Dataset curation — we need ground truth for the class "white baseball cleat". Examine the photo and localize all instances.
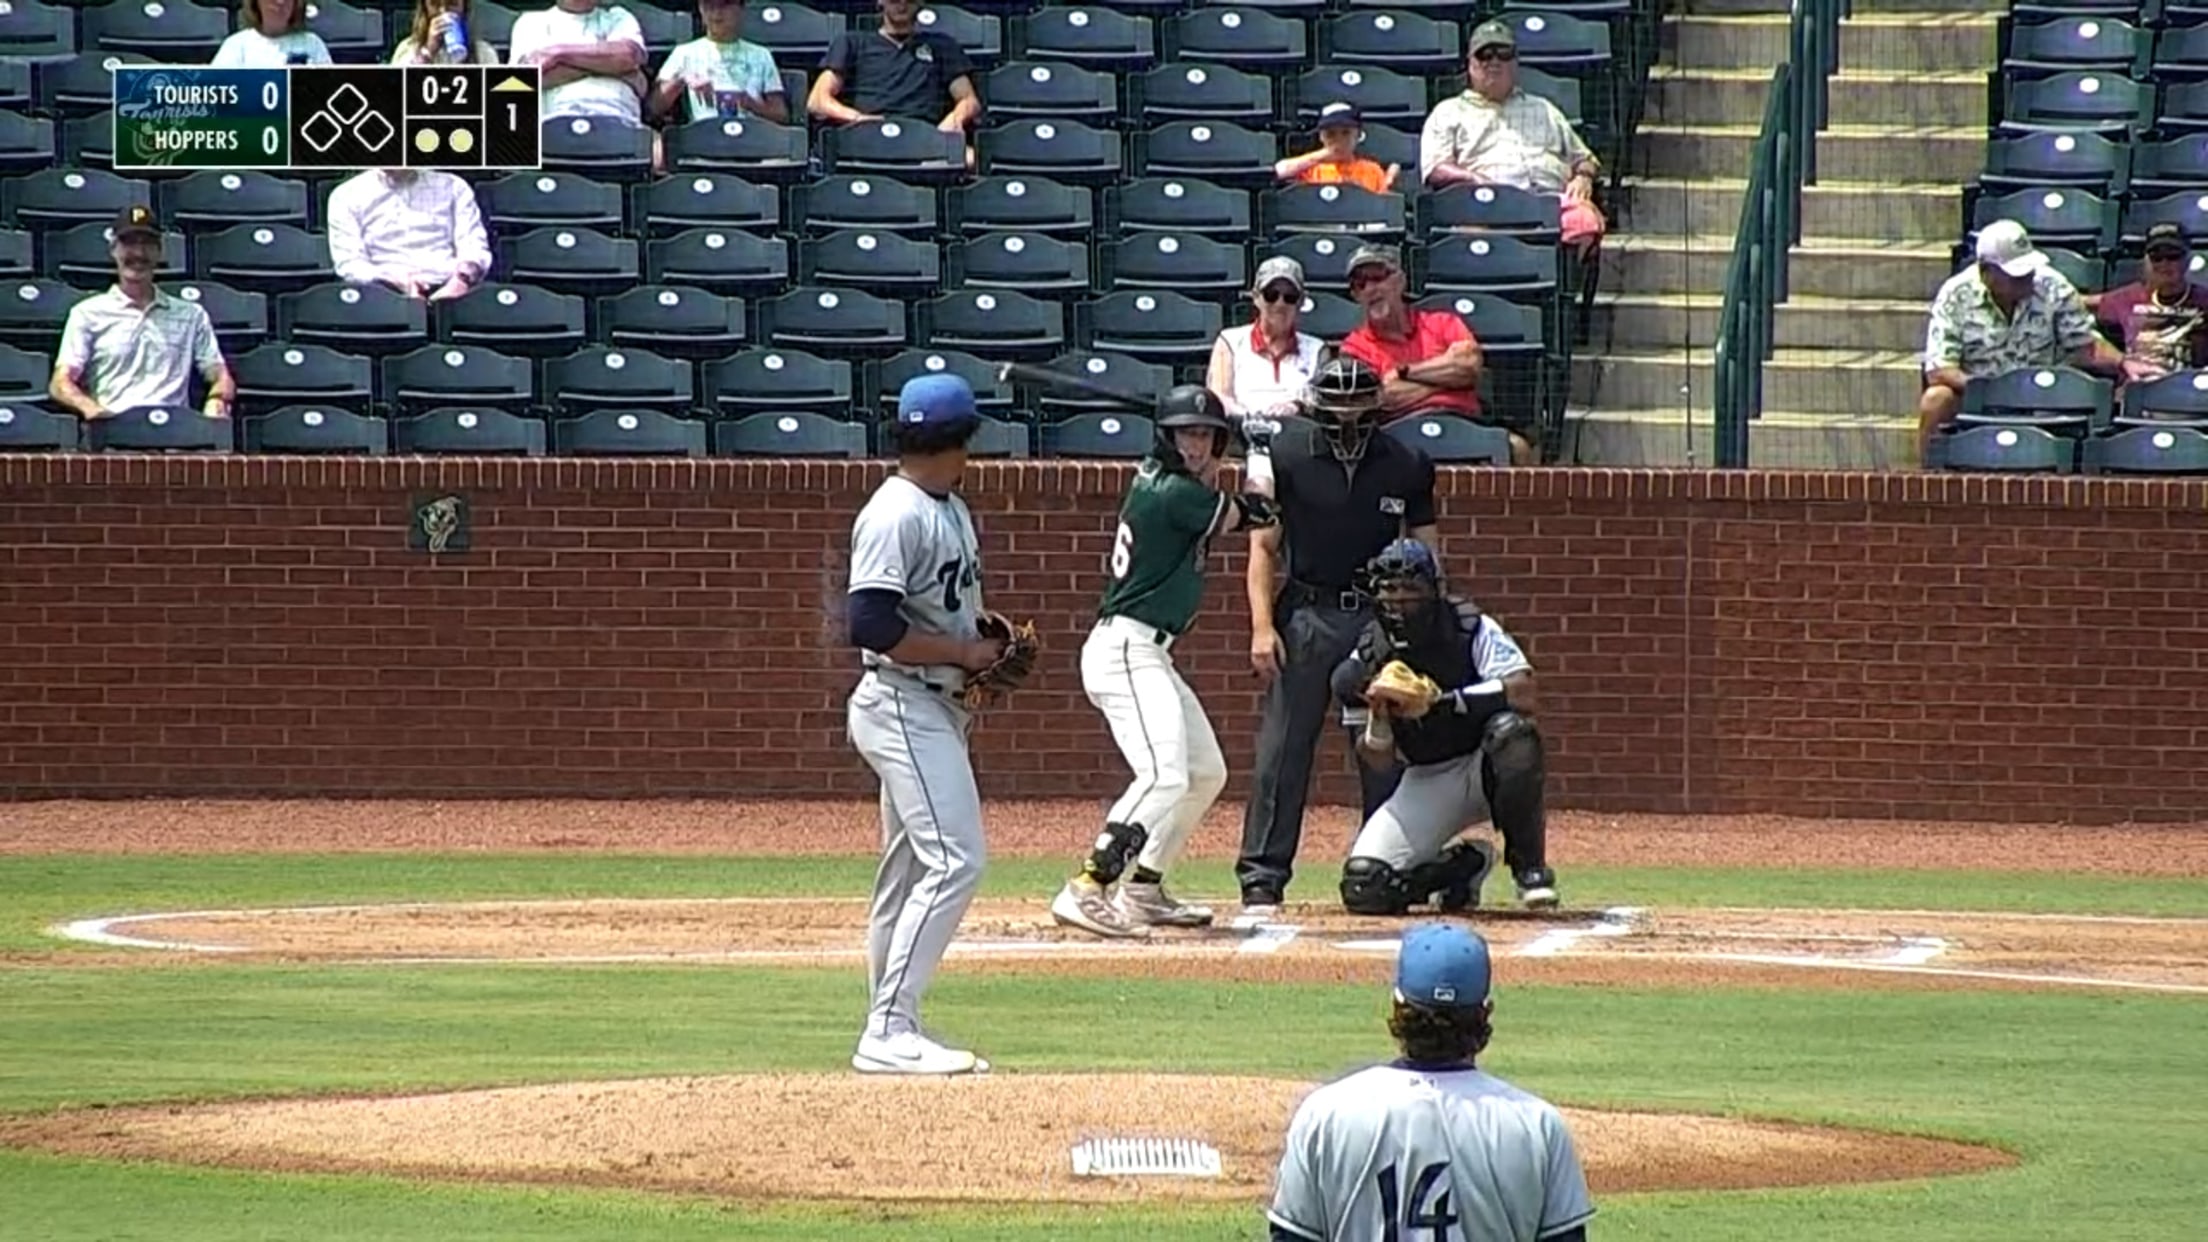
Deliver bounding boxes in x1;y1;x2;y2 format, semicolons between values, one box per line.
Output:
851;1031;986;1076
1116;880;1215;928
1051;877;1151;939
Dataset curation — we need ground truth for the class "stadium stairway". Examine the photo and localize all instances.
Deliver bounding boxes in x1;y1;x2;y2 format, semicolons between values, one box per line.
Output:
1569;0;1998;467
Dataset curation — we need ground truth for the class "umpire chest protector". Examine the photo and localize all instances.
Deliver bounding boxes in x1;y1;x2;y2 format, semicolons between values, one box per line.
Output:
1370;596;1490;767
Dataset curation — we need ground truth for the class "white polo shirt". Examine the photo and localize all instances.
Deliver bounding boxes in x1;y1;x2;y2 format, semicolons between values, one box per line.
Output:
509;4;648;122
1214;322;1325;416
55;287;225;414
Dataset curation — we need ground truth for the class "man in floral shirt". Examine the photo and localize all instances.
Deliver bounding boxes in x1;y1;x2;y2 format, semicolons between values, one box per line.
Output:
1919;219;2122;464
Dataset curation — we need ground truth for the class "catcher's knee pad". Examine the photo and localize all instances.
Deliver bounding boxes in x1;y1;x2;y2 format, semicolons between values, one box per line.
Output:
1082;821;1148;885
1481;712;1549;873
1339;856;1414;916
1481;712;1545;783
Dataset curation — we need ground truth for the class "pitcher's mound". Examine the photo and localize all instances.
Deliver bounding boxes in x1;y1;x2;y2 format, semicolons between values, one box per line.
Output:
5;1073;2011;1204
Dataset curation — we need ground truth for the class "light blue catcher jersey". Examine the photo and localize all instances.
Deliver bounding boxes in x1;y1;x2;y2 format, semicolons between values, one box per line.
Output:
848;474;984;685
1269;1063;1595;1242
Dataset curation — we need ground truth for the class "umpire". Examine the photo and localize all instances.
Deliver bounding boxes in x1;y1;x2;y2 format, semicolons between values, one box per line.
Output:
1238;356;1440;914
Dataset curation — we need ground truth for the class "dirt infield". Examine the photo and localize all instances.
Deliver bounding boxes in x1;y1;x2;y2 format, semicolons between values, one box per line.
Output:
1;1073;2015;1205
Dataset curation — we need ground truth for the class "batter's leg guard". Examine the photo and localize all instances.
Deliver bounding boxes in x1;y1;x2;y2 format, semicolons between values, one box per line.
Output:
1339;856;1415;916
1481;712;1549;877
1080;821;1149;886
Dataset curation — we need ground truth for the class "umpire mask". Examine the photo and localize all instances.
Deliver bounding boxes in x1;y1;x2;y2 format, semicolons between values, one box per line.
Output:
1306;357;1383;462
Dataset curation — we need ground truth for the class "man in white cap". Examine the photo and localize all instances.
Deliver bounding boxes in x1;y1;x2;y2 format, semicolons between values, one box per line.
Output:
1920;218;2121;463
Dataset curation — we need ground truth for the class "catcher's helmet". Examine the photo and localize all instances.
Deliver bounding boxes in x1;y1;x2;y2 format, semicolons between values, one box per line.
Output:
1305;356;1382;461
1153;383;1230;471
1362;538;1442;631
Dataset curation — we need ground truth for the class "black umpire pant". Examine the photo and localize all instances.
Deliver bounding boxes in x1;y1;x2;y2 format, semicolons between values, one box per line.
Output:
1237;587;1405;902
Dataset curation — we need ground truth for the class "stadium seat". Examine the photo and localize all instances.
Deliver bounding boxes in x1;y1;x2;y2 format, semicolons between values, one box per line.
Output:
1418;292;1544;353
545;344;697;414
1924;424;2074;472
627;4;696;48
61;111;114;169
960;412;1032;457
1101;231;1248;300
820;119;966;184
1974;131;2126;200
82;405;233;453
2002;16;2145;78
1420;183;1565;244
392;406;546;456
1294;290;1364;340
275;281;428;355
598;285;750;359
190;223;330;295
873;349;1017;413
1042;411;1154;458
0;402;78;451
539;116;655;181
0;343;49;402
435;283;588;357
745;0;842;59
1078;290;1222;364
915;4;1003;65
2114;369;2208;428
1970;187;2113;252
920;288;1069;356
2119;192;2208;251
81;0;229;60
706;348;856;414
501;227;641;298
631;173;776;237
2084;424;2208;473
945;175;1096;237
46;220;188;288
1134;120;1280;188
0;0;76;59
645;227;791;296
1420;233;1558;303
163;170;312;229
761;285;910;353
1269;233;1367;291
1320;10;1463;74
2124;136;2208;200
482;171;628;233
33;53;146;117
1498;10;1612;73
0;229;31;281
664;116;811;181
242;404;388;454
1263;182;1408;238
0;59;24;110
977;119;1124;185
175;282;271;356
1347;0;1476;18
800;228;942;293
1163;7;1307;69
1999;71;2152;134
1030;350;1173;415
1291;65;1432;129
791;175;939;238
0;114;57;175
947;231;1091;297
1134;62;1275;127
4;169;150;230
2027;246;2106;293
982;61;1119;126
381;344;536;413
715;410;869;457
308;0;386;61
2151;23;2208;83
0;279;85;349
553;408;709;457
1384;413;1514;464
1014;6;1157;69
1106;176;1254;240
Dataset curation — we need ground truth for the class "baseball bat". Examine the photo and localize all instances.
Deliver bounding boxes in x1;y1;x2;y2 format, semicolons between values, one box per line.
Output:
996;361;1154;411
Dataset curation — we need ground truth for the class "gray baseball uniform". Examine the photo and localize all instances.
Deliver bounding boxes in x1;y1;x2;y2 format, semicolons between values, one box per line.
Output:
1269;1063;1595;1241
845;473;988;1041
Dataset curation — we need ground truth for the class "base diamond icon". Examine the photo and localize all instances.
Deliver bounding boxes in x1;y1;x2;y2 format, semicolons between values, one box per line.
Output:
354;109;394;153
300;109;345;153
325;82;371;125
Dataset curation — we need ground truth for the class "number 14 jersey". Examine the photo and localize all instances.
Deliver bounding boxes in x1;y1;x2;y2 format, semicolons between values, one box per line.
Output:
1095;459;1231;637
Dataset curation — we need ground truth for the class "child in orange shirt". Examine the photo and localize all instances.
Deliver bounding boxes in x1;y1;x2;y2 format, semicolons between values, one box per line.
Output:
1273;102;1399;195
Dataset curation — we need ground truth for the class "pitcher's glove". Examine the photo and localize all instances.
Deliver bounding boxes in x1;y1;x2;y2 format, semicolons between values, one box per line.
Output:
1365;660;1444;719
962;612;1041;710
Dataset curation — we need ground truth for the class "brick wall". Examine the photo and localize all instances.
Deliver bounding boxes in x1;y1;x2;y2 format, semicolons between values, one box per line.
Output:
3;456;2205;823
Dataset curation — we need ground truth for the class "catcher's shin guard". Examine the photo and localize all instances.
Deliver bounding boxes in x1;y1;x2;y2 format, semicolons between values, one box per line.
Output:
1405;838;1496;913
1340;856;1415;916
1081;821;1149;886
1481;712;1549;875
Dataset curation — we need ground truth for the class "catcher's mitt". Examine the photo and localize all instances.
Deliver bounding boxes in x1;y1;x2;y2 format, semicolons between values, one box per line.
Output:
962;612;1041;710
1365;659;1444;719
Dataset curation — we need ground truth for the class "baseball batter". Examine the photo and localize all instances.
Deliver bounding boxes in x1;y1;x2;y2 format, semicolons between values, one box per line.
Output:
1331;540;1560;914
1268;922;1595;1242
1052;386;1280;938
844;374;1011;1076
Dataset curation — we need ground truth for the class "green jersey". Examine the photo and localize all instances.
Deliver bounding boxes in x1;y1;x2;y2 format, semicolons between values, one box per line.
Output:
1097;457;1230;636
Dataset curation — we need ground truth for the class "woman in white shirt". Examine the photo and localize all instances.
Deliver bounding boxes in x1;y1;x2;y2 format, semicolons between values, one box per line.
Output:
1206;254;1329;421
393;0;502;64
211;0;333;66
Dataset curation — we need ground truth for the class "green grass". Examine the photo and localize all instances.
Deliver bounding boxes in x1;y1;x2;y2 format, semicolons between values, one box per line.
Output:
1;853;2204;1240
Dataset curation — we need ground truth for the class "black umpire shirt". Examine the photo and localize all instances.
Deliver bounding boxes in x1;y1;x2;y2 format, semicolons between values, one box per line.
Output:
1271;420;1438;592
820;29;974;121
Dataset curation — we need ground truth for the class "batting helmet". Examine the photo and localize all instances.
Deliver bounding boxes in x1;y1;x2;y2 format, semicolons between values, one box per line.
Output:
1153;384;1231;472
1305;356;1382;461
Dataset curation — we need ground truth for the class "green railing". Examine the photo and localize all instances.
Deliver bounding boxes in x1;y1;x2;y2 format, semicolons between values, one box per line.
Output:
1711;0;1845;467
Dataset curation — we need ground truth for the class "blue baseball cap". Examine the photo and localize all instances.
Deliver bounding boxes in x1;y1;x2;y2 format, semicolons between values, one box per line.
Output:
1394;922;1492;1010
897;373;980;427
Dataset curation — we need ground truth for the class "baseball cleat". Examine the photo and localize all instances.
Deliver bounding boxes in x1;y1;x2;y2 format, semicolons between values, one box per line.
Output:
1116;880;1215;928
1514;867;1560;910
1239;887;1284;921
1051;877;1151;939
1436;839;1497;913
851;1031;985;1076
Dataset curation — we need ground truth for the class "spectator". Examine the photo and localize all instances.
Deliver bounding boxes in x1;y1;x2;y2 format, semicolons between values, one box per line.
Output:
2087;223;2208;382
653;0;787;124
212;0;333;66
1207;256;1329;422
807;0;979;135
326;168;492;301
1419;20;1604;259
1920;219;2122;462
393;0;502;64
509;0;649;124
1336;244;1518;462
1274;102;1398;194
49;206;235;423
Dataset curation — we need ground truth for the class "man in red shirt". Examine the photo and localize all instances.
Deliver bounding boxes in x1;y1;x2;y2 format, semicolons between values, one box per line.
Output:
1337;244;1521;463
2088;223;2208;384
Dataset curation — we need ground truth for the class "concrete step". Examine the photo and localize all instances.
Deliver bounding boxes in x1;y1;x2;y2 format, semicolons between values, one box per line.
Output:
1664;13;1998;73
1602;233;1956;301
1634;122;1987;187
1571;347;1924;416
1593;292;1930;352
1644;67;1988;129
1619;177;1962;241
1564;405;1919;468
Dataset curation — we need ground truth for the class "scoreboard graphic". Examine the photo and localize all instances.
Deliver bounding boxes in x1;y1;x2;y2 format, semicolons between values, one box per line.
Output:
113;66;542;172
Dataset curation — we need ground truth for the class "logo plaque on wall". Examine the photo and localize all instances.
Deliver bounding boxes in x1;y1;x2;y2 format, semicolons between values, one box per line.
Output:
408;494;472;555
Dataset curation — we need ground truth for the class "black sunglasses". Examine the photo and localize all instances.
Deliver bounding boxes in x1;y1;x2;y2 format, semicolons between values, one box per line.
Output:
1473;47;1516;63
1257;285;1300;304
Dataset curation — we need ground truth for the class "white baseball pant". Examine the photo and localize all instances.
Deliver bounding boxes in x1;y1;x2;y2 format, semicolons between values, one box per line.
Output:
1080;615;1228;874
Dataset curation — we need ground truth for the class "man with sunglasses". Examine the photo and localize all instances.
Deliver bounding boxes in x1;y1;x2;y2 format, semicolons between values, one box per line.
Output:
1337;244;1520;462
1419;20;1606;259
2087;222;2208;384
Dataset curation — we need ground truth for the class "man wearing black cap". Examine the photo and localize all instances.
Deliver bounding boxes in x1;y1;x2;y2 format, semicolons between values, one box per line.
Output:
2089;222;2208;382
49;206;234;423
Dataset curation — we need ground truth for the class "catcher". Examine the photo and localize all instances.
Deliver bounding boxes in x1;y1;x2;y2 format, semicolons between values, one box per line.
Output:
1050;385;1280;938
1328;539;1561;915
